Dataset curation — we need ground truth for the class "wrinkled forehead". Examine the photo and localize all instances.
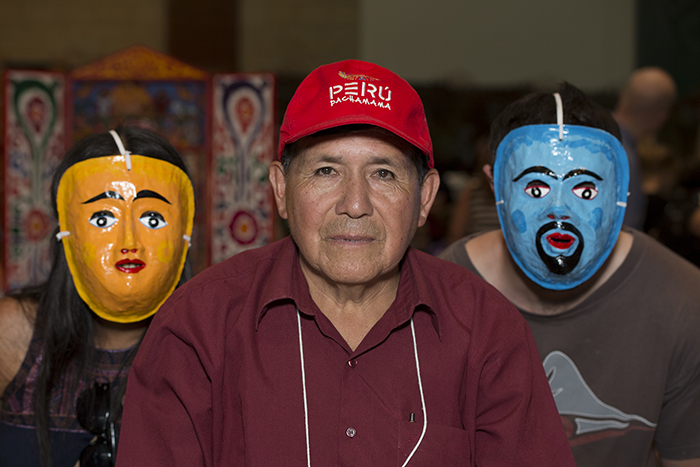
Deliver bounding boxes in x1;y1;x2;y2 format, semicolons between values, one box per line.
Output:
58;155;193;203
495;125;629;192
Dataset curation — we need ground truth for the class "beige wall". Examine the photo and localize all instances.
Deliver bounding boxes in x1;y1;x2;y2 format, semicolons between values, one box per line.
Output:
0;0;167;69
0;0;634;91
238;0;359;75
360;0;636;91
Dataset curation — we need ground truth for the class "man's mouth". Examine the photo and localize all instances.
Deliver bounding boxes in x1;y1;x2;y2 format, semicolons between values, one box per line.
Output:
546;232;575;250
329;234;374;245
116;259;146;273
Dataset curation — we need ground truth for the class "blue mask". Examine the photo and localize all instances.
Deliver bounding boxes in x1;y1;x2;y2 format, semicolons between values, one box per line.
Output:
493;124;629;290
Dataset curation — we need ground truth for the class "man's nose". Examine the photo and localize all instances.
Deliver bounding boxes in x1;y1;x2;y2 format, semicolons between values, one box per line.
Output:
335;174;373;218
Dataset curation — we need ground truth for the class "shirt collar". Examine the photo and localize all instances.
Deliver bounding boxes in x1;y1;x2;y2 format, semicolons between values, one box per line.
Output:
255;237;441;339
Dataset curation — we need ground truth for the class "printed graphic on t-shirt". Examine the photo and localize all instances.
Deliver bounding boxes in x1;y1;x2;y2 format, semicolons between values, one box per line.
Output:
543;351;655;446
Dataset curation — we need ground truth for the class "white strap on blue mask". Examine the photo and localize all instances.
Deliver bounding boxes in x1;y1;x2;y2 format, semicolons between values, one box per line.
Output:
553;92;564;141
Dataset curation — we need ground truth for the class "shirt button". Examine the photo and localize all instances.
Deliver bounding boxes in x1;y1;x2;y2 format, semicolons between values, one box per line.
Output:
347;359;358;368
346;427;356;438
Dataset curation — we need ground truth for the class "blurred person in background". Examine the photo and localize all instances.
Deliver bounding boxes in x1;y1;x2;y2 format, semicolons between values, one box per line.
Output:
612;67;677;230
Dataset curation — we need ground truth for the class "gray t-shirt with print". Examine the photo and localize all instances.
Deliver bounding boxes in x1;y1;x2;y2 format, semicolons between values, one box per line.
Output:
440;229;700;467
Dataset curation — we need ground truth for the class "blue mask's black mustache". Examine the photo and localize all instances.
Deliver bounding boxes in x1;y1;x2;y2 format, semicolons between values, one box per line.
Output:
535;221;584;275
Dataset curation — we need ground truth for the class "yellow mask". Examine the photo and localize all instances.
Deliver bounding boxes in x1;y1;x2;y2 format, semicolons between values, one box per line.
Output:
56;155;194;323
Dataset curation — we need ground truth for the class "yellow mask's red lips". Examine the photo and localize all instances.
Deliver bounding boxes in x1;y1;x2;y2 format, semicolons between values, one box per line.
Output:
116;259;146;273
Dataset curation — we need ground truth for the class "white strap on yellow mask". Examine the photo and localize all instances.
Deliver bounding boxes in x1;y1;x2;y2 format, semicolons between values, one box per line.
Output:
109;130;132;171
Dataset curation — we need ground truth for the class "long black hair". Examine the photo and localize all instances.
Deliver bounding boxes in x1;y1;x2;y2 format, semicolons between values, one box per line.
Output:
12;126;193;467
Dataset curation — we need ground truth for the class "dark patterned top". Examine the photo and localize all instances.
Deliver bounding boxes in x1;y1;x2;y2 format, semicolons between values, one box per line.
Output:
0;323;134;467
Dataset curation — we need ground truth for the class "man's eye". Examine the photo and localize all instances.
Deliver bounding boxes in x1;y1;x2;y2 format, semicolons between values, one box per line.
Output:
524;181;550;198
89;211;117;229
376;169;395;179
572;183;598;200
315;167;335;176
139;211;168;230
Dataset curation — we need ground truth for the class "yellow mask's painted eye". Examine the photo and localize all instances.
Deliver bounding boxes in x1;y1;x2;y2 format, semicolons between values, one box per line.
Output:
139;211;168;230
89;210;117;229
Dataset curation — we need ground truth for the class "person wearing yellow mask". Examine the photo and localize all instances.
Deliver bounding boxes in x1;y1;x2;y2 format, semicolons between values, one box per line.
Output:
0;127;195;467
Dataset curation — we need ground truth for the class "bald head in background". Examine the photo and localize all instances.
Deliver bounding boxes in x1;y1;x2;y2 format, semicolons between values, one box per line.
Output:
614;67;677;139
612;67;676;230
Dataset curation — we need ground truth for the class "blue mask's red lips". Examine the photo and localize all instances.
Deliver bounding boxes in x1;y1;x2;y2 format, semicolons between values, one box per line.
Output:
546;232;575;250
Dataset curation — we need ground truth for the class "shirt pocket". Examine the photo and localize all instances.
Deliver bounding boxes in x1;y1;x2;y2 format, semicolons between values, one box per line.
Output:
397;420;472;466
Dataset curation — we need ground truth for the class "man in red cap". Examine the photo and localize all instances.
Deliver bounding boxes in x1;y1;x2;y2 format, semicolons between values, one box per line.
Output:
116;60;575;466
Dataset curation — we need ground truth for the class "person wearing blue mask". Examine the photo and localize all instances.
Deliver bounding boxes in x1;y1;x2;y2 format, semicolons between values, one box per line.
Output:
441;83;700;467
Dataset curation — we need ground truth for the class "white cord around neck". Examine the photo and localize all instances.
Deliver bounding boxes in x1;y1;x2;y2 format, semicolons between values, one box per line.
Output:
296;309;427;467
297;311;311;467
402;319;427;466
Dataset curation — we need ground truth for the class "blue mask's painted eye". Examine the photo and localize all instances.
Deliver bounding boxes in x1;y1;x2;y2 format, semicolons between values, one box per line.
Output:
139;211;168;230
89;211;117;229
524;181;550;198
572;183;598;200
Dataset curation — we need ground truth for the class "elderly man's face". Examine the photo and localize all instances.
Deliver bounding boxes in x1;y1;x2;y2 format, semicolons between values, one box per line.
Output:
270;129;439;287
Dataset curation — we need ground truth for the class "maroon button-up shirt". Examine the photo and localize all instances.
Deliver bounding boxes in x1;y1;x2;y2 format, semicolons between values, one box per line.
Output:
117;237;574;466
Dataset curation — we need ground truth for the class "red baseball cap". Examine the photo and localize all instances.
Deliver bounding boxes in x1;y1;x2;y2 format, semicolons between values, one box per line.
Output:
278;59;434;168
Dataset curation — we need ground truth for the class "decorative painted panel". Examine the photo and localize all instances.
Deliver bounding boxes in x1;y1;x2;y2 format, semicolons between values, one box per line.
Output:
3;70;66;290
211;74;275;264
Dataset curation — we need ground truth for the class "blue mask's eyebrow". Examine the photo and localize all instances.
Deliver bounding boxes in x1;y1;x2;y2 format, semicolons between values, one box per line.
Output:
563;169;603;181
512;166;557;182
134;190;171;204
82;191;124;204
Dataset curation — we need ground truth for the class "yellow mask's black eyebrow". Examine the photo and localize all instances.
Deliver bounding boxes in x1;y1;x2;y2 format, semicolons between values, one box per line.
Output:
82;191;124;204
134;190;171;205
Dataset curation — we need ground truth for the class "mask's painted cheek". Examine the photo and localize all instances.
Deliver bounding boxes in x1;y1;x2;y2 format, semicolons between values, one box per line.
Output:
156;240;175;263
511;210;527;234
80;242;97;267
588;207;604;230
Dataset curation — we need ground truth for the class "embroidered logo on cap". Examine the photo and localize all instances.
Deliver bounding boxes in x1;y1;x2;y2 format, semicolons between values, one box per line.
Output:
329;70;392;109
338;71;379;81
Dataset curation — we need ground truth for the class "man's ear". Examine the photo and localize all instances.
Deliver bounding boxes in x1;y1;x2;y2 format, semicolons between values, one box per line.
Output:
268;161;289;220
417;169;440;228
482;164;495;192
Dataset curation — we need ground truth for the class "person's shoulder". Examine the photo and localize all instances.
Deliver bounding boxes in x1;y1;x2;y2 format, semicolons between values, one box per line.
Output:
438;237;469;264
410;247;517;316
0;296;36;394
415;246;475;280
181;239;288;292
155;239;292;322
632;229;700;282
0;296;36;337
409;248;528;356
